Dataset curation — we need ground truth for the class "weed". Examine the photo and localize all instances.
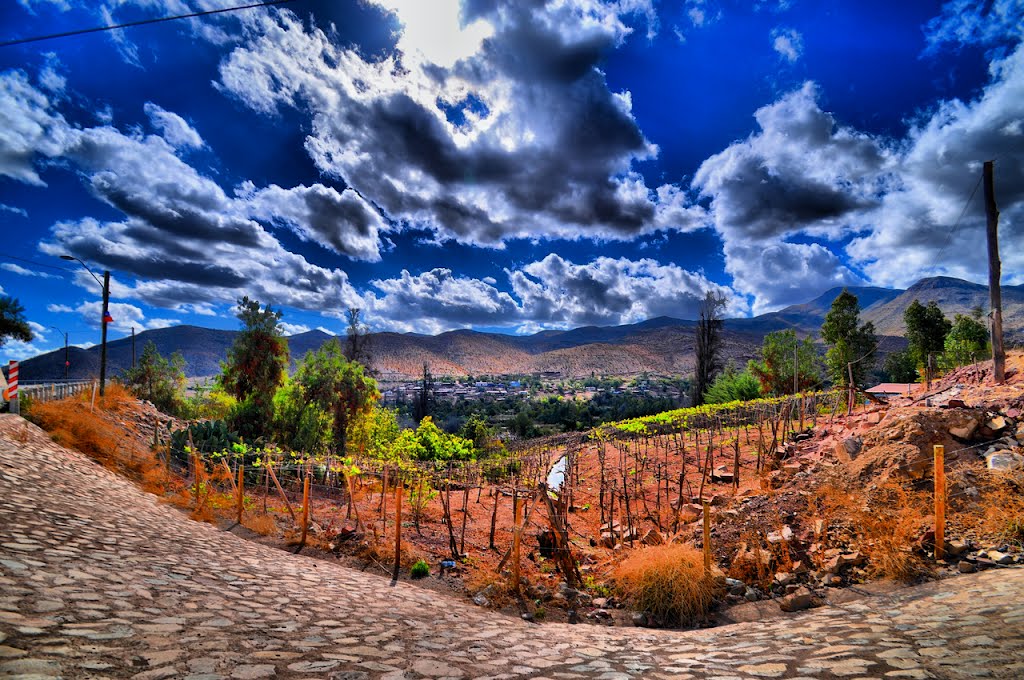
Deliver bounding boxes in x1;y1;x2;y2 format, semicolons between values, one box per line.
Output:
613;544;720;628
410;559;430;579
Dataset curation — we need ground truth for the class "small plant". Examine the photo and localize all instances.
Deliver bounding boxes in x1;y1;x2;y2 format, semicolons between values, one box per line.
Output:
410;559;430;579
583;575;611;598
613;544;720;628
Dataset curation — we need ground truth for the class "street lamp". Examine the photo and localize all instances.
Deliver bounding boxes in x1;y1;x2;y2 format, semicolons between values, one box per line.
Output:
60;255;111;396
49;326;69;381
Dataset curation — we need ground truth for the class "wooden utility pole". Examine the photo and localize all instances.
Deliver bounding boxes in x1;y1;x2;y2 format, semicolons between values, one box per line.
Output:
983;160;1006;384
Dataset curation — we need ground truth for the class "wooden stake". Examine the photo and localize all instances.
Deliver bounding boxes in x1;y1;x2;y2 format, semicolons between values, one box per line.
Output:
488;487;499;550
236;464;244;524
266;464;297;522
512;485;522;595
90;380;97;412
299;473;311;548
934;445;946;561
193;451;202;510
391;482;403;585
702;500;712;575
983;160;1006;384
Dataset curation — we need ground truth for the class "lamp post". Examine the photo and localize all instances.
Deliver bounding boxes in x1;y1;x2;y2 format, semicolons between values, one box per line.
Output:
60;255;110;396
49;326;69;380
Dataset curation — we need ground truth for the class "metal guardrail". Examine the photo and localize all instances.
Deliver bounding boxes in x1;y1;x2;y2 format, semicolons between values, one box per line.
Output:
14;380;94;404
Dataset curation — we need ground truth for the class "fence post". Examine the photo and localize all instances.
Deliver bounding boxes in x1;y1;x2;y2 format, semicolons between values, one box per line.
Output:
193;451;202;511
391;482;403;585
299;472;311;548
512;485;522;595
236;464;245;524
934;445;946;561
702;500;712;575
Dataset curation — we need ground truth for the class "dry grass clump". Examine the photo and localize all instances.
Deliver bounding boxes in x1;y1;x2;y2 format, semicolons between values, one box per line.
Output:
613;544;720;627
243;513;279;536
26;387;160;483
728;527;791;590
950;466;1024;547
809;479;932;584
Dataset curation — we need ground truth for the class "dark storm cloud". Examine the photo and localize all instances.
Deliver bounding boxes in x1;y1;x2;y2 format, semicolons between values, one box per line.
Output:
218;2;690;247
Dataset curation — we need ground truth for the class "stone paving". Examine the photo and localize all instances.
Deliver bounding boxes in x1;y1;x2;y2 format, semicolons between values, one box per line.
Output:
2;414;1024;679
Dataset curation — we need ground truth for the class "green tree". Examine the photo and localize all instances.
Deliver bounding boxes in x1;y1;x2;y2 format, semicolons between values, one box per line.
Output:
221;297;289;440
121;340;186;415
748;329;819;395
944;313;989;368
292;338;380;456
821;290;877;387
0;296;32;347
904;299;951;367
693;291;728;406
412;416;475;462
882;349;919;383
703;364;762;404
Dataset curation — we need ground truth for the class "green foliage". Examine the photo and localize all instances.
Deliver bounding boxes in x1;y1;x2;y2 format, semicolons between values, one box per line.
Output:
904;299;951;366
0;296;32;348
882;349;919;383
121;341;187;416
703;364;762;404
412;417;475;462
410;559;430;579
748;329;819;395
821;290;877;387
944;313;989;368
221;297;289;440
289;338;380;455
170;420;241;467
183;384;236;421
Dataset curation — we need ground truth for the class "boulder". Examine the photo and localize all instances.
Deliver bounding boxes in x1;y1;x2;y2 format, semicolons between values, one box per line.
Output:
766;525;794;544
987;415;1008;432
641;529;665;546
987;550;1013;565
958;561;976;574
834;436;863;463
677;503;703;523
985;451;1024;472
472;594;489;607
779;587;815;613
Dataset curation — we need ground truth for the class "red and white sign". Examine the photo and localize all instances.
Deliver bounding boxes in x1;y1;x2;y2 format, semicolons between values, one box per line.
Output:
3;361;16;401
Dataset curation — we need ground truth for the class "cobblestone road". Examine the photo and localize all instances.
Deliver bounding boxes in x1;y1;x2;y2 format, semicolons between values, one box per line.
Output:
2;414;1023;679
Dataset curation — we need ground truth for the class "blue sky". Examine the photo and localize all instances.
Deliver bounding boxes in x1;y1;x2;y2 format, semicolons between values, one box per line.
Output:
1;0;1022;360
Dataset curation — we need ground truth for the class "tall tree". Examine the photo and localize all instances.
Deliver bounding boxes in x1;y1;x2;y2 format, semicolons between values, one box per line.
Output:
292;338;379;456
904;299;951;368
748;329;819;395
704;363;762;404
0;296;32;347
413;362;433;422
344;307;372;368
692;291;728;406
221;297;289;439
944;313;989;368
882;349;918;383
121;340;186;415
821;290;877;387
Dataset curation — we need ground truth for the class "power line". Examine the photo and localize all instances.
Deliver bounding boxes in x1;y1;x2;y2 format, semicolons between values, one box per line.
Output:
1;0;297;48
934;172;984;267
0;253;71;272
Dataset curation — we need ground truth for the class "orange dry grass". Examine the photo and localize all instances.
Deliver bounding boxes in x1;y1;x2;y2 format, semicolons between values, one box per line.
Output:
613;544;720;627
809;480;932;583
243;513;279;536
27;388;162;483
951;468;1024;546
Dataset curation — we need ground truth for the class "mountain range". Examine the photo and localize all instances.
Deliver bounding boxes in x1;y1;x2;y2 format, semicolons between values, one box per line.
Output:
12;276;1023;382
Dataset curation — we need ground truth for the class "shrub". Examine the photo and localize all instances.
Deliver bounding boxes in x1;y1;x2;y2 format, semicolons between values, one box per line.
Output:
613;544;720;627
410;559;430;579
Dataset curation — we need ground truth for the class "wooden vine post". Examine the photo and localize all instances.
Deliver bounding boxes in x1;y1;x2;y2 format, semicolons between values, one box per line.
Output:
299;471;311;549
512;483;522;596
391;481;403;585
702;500;712;575
193;452;202;511
934;445;946;561
236;464;244;524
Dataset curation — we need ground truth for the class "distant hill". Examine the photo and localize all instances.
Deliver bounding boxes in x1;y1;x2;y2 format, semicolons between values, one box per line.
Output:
862;277;1024;336
12;276;1022;382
